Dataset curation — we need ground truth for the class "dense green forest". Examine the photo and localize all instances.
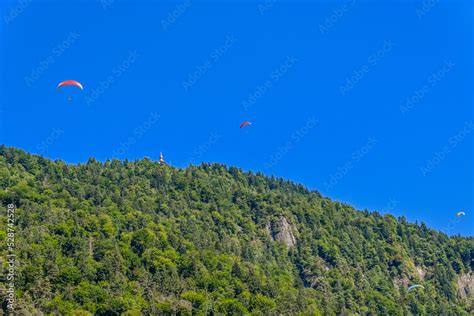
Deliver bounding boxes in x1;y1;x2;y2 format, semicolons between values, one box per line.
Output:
0;146;472;315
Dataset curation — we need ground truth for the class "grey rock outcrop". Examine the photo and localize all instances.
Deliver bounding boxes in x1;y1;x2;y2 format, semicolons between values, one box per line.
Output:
268;216;296;247
457;272;474;298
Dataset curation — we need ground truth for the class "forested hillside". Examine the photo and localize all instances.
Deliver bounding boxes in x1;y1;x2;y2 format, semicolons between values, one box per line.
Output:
0;146;472;315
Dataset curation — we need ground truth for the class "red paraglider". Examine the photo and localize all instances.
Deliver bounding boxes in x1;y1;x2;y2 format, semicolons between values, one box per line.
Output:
57;80;83;90
240;121;251;129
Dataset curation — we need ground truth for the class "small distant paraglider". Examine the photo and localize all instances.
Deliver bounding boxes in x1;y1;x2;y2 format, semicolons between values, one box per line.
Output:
456;211;466;217
240;121;251;129
57;80;83;90
408;284;424;292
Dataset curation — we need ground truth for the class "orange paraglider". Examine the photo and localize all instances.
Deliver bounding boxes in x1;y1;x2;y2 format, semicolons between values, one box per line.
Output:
240;121;251;129
57;80;83;90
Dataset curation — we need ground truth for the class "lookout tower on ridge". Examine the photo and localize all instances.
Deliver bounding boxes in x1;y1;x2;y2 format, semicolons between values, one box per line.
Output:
159;152;167;165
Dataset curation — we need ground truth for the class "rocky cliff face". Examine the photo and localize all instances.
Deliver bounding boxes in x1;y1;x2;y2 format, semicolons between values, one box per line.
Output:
415;266;426;280
457;272;474;298
268;216;296;247
393;266;426;291
393;276;409;290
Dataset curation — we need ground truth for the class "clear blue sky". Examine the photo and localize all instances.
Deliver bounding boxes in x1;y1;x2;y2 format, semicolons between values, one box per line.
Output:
1;0;472;235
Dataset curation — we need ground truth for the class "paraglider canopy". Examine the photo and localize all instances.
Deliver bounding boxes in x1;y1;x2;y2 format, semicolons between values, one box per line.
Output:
57;80;83;90
456;211;466;217
240;121;251;129
408;284;424;292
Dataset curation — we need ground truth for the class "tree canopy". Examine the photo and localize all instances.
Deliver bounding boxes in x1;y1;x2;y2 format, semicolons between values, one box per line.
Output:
0;146;472;315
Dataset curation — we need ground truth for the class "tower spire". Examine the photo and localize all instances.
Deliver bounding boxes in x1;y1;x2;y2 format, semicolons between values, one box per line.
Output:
159;152;167;165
